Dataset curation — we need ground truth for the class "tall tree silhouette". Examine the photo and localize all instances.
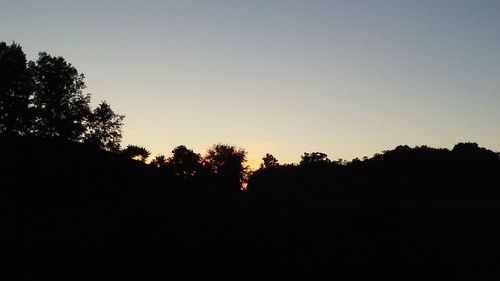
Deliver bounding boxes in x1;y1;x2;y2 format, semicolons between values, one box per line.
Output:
1;42;125;149
204;144;248;192
84;101;124;152
30;52;91;141
168;145;204;178
0;42;33;135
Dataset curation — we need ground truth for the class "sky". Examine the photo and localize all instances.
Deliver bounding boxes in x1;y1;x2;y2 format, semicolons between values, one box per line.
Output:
1;0;499;168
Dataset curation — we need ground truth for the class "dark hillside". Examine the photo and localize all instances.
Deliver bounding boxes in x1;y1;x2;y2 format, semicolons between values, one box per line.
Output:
3;134;261;280
5;134;500;280
248;144;500;204
2;134;182;279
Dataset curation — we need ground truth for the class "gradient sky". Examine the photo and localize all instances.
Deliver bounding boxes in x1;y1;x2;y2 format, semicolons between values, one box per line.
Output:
2;0;499;167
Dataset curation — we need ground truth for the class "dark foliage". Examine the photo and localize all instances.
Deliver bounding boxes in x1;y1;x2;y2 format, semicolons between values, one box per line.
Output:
0;42;33;134
300;151;331;165
84;101;124;152
121;145;150;162
260;153;279;169
0;42;124;148
249;144;500;200
29;52;91;140
167;145;205;178
150;154;168;169
204;144;248;193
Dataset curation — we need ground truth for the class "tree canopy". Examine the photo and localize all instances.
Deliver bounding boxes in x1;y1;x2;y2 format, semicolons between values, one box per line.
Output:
150;154;168;169
29;52;91;140
168;145;204;178
205;144;248;192
300;152;330;165
0;42;33;135
85;101;124;152
260;153;279;169
122;145;150;162
0;42;124;150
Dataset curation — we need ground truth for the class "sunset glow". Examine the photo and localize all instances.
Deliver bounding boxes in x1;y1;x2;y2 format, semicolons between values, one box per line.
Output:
2;1;499;164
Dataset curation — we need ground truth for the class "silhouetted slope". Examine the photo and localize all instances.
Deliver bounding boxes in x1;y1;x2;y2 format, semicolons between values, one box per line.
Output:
248;144;500;204
4;135;258;280
5;135;500;280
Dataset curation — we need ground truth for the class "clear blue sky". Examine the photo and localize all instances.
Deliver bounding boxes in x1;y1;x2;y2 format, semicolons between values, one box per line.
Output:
2;0;499;167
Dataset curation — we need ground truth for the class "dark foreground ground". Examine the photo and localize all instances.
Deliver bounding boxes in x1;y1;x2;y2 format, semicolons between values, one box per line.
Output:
4;135;500;280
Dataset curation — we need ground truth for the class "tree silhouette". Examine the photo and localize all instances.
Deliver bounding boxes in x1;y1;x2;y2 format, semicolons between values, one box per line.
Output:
0;42;34;135
299;152;330;165
30;52;91;141
260;153;279;169
168;145;204;178
204;144;248;192
452;142;500;167
122;145;150;162
1;42;125;150
150;154;168;169
84;101;124;152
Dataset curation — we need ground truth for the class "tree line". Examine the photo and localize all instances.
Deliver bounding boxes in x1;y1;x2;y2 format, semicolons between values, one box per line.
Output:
126;143;249;193
2;42;499;195
0;42;253;191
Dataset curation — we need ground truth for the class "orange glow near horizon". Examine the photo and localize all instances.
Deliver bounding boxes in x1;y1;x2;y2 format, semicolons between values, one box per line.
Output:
3;1;499;165
246;159;260;172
